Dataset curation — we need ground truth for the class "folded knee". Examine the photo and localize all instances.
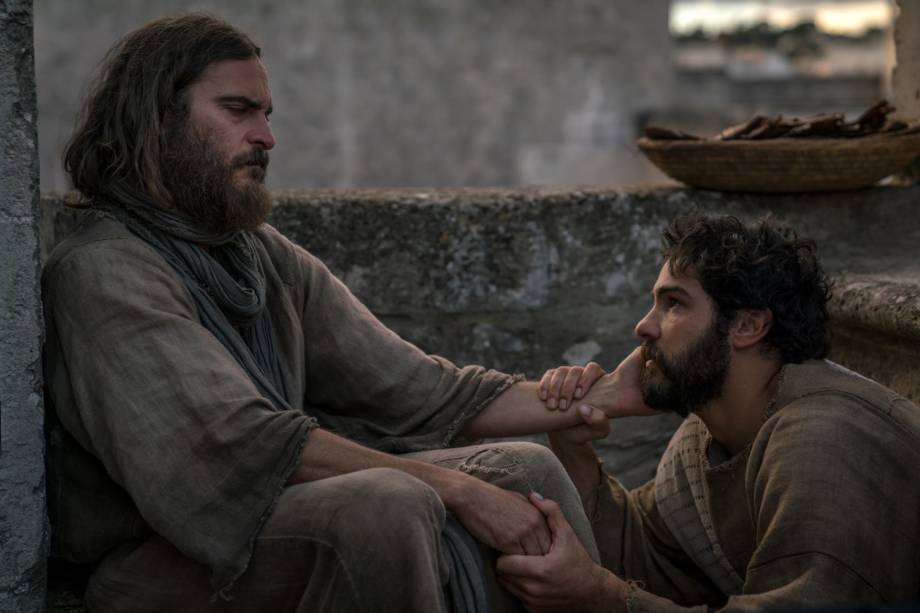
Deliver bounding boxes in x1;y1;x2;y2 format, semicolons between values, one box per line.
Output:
357;467;444;520
463;442;563;478
498;442;564;475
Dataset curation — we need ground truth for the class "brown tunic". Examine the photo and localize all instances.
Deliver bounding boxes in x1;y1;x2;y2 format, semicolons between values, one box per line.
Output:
42;212;516;593
591;360;920;610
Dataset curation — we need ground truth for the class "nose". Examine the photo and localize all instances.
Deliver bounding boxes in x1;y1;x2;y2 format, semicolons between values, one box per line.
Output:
249;115;275;150
634;308;659;341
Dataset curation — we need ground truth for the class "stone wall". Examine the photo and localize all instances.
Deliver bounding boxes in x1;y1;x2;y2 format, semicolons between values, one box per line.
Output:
42;185;920;490
0;2;46;612
34;0;674;192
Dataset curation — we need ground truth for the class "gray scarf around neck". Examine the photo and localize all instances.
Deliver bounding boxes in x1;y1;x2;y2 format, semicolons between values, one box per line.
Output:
93;200;292;411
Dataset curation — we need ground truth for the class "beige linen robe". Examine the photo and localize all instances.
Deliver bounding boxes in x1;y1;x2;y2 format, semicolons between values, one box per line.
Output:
42;212;517;594
591;360;920;610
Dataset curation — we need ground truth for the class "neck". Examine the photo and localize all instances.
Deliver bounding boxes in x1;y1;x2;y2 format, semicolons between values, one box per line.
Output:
696;351;783;457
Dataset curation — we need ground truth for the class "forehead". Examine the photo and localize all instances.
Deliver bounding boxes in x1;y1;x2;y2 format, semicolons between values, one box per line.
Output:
191;57;271;101
652;261;709;301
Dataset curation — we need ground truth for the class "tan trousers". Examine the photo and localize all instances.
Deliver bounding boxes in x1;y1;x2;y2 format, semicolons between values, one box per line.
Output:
85;442;599;613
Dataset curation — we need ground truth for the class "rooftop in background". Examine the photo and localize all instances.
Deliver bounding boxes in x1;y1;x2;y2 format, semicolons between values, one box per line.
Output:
671;0;895;37
670;2;895;79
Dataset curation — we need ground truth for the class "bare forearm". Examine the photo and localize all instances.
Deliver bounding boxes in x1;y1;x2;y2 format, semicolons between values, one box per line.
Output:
466;357;653;441
461;381;585;438
287;428;468;508
288;427;556;556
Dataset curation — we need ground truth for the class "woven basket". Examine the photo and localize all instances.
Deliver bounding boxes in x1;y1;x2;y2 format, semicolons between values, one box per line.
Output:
637;133;920;192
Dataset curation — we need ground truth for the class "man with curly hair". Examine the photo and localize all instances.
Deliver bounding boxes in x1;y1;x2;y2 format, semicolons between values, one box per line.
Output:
500;213;920;610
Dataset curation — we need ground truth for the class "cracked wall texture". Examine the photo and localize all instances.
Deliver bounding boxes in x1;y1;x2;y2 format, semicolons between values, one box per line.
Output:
0;1;47;612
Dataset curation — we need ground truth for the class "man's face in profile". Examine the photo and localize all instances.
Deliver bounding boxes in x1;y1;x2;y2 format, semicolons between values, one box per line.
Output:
635;263;731;417
162;57;275;234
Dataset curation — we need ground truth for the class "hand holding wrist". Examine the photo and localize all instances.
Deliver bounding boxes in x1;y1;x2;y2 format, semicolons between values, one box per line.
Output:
581;348;654;419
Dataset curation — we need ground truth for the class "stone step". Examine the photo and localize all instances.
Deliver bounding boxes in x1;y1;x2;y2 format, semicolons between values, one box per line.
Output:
829;272;920;402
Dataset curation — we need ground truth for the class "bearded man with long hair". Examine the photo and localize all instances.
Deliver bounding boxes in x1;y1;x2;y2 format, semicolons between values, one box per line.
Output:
44;14;653;613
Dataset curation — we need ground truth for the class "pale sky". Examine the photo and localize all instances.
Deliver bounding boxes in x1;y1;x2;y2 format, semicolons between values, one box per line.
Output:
671;1;895;35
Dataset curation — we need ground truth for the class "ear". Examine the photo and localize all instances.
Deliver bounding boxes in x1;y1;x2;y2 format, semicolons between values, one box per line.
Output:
730;309;773;350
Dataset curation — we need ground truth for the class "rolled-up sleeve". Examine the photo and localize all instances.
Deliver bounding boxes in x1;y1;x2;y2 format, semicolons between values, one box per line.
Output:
292;245;519;453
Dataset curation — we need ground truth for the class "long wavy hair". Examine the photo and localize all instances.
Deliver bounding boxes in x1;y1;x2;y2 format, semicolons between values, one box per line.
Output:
63;14;260;209
662;213;833;363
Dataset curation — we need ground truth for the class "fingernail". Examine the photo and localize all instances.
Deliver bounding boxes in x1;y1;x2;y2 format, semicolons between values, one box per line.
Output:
532;491;544;500
559;399;567;410
579;404;592;417
548;399;557;409
575;387;583;398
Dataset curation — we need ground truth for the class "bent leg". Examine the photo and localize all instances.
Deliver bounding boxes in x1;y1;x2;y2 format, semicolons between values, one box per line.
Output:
85;467;449;613
405;441;601;563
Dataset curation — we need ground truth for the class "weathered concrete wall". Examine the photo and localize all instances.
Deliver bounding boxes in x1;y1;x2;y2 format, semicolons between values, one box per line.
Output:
42;185;920;489
34;0;674;192
830;272;920;402
0;1;47;612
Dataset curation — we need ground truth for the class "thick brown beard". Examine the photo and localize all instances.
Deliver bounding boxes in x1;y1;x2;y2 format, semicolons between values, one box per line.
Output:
162;123;272;235
639;315;731;417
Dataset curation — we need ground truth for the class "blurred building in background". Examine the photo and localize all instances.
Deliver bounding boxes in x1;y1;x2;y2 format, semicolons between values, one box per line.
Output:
657;0;896;143
35;1;895;191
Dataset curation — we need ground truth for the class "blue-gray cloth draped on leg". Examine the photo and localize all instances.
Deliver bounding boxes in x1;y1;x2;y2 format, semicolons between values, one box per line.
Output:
443;515;491;613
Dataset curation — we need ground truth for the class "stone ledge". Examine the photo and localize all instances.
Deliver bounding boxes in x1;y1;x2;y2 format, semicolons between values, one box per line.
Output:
41;185;920;420
831;272;920;343
828;272;920;402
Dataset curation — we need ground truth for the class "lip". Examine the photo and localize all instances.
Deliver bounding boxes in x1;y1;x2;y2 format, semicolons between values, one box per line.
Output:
236;165;266;182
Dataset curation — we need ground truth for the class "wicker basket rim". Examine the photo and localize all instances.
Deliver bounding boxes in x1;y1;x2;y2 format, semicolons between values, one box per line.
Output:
637;132;920;153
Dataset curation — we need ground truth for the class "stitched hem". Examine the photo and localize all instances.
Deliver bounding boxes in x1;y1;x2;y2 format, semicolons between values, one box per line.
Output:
747;549;882;599
624;580;646;613
442;372;525;448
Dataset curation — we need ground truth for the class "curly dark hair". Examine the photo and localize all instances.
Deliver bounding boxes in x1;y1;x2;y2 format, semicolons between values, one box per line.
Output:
63;14;260;209
661;213;833;364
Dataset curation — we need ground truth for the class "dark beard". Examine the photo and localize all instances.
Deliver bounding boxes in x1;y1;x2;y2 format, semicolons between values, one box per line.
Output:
162;126;272;235
639;316;731;417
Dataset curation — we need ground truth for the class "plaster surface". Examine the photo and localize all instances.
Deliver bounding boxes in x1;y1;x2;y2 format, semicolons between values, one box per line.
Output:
0;1;47;612
33;0;673;192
